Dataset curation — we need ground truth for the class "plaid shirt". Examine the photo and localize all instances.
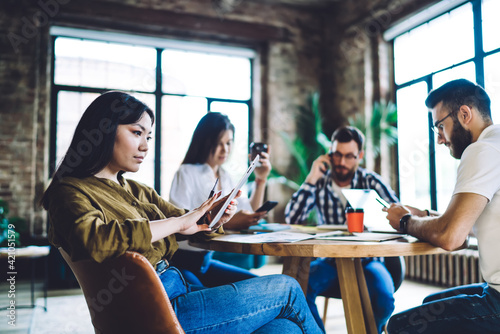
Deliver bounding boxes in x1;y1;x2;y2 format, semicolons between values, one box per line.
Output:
285;167;399;225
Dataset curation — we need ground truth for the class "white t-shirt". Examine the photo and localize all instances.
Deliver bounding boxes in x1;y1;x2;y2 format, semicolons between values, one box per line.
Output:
330;179;350;209
453;124;500;292
169;163;252;212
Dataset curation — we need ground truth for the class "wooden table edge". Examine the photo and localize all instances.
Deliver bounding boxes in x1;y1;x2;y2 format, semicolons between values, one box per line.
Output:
189;238;451;258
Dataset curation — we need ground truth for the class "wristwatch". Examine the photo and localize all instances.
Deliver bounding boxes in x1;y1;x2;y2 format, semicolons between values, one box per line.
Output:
399;214;412;234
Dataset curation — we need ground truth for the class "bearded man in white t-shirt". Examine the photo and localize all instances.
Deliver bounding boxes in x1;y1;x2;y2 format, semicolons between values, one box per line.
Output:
385;79;500;333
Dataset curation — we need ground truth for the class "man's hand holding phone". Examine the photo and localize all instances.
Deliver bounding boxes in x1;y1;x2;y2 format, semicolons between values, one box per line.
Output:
305;154;331;185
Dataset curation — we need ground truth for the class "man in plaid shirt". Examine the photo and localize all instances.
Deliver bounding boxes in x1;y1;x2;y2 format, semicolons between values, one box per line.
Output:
285;126;399;333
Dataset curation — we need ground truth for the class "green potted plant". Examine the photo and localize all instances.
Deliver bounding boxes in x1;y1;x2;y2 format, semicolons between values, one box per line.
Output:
264;92;330;224
275;92;330;191
0;199;28;247
349;100;398;160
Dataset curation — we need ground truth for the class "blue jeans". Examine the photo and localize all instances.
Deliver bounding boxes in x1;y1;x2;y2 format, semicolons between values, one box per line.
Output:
159;266;324;333
306;257;395;333
387;283;500;334
179;258;258;288
172;249;258;288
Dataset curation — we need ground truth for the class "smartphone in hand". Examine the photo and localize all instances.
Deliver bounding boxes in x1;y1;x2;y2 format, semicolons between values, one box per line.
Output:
256;200;278;213
321;162;330;174
250;142;268;161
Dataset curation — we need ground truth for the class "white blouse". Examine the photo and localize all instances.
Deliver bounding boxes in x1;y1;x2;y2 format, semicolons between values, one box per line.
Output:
169;163;252;212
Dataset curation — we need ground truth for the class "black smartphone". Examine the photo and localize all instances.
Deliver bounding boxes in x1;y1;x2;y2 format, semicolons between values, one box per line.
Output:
250;142;268;160
256;200;278;213
321;162;330;173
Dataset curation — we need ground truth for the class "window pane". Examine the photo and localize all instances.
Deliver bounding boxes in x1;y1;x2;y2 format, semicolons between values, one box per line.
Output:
210;102;249;184
432;66;475;211
53;35;253;199
162;50;251;100
161;96;208;196
56;91;155;186
434;139;460;211
432;62;476;88
484;52;500;123
482;0;500;52
56;91;100;167
396;82;430;208
394;3;473;84
54;37;156;91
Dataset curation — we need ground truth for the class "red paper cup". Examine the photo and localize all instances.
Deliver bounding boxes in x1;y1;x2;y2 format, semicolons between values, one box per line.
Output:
346;208;364;233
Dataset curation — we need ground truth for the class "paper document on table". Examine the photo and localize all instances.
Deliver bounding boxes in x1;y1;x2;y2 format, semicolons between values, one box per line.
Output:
316;231;405;242
213;231;317;243
341;189;396;233
245;223;291;233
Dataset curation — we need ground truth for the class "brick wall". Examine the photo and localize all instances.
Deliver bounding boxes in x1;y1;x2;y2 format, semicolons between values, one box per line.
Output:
0;2;50;237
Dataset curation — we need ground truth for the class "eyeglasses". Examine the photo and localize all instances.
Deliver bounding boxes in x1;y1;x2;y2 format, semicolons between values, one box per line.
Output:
431;110;454;136
329;151;358;161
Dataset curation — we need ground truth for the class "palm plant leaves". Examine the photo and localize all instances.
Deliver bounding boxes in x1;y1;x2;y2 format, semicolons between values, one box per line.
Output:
349;100;398;159
0;199;27;246
273;92;329;191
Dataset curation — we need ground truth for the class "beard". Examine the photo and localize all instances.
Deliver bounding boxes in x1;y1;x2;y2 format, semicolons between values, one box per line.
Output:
331;164;356;183
450;120;473;159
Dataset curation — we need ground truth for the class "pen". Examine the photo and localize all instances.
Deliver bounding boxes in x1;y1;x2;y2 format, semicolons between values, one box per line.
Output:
376;197;390;208
209;178;219;199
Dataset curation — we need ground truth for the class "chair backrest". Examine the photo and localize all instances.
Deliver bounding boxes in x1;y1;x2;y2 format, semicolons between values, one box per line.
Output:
59;248;185;334
384;256;406;292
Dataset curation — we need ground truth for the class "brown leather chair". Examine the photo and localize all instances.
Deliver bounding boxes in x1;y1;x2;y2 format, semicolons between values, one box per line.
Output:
59;248;185;334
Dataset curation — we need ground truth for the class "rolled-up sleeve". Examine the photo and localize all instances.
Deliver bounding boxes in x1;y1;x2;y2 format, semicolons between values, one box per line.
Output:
48;183;154;263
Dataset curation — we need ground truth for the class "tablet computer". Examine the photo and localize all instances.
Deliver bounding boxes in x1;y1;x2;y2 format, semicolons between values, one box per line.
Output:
209;154;261;228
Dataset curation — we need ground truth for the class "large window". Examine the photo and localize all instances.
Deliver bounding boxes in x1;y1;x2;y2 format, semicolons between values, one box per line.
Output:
50;29;253;197
392;0;500;211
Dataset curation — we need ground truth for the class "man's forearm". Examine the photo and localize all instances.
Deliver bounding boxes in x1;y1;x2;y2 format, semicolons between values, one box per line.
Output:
406;216;465;251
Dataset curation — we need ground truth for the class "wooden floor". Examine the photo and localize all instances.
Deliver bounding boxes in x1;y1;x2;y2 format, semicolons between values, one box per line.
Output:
0;280;82;334
0;262;444;334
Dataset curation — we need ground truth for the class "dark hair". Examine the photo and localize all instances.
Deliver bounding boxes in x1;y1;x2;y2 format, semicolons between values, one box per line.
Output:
425;79;491;120
41;91;153;207
331;126;365;151
182;112;235;164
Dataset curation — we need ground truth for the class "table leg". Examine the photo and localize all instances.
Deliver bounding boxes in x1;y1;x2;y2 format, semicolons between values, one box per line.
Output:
43;253;48;311
281;257;311;294
30;257;35;307
336;258;378;334
355;259;378;333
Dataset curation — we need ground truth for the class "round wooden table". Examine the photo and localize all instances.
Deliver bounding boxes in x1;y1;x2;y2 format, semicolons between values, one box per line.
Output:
190;235;450;334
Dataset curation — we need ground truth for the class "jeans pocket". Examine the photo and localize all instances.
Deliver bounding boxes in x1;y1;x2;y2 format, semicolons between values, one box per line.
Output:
158;266;188;300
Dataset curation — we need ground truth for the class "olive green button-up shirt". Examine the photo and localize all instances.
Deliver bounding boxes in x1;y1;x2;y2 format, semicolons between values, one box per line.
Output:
46;175;221;267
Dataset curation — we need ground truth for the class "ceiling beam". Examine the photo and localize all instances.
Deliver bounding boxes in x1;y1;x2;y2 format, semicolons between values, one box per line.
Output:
53;0;292;43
